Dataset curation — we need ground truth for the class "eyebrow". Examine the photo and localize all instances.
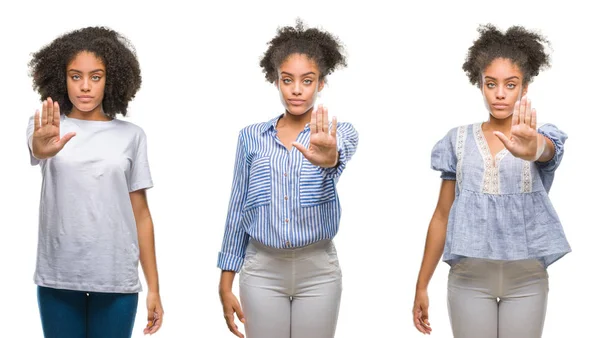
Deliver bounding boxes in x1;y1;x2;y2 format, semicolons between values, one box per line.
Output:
281;71;317;77
484;76;519;81
68;69;105;73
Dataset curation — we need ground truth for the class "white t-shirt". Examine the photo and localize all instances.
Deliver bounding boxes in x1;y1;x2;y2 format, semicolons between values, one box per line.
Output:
27;114;153;293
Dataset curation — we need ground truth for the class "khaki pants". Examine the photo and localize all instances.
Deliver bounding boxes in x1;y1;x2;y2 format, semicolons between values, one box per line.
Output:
448;258;549;338
239;238;342;338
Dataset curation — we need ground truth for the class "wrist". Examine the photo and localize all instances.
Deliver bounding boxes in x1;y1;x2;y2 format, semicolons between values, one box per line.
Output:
219;287;233;296
324;150;339;168
416;283;428;291
534;134;547;161
147;281;160;293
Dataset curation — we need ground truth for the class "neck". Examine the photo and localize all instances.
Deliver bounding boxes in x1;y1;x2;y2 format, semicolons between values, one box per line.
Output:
69;106;111;121
484;113;512;133
279;109;312;128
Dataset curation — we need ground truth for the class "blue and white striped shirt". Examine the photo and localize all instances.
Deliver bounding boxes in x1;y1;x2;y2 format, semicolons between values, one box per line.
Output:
217;115;359;272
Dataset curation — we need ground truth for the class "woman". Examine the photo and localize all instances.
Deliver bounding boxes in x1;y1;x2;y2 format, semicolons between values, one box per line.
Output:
412;24;570;338
217;20;359;338
27;27;163;337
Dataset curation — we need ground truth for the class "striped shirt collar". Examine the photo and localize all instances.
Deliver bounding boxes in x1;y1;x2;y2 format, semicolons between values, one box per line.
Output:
260;114;311;134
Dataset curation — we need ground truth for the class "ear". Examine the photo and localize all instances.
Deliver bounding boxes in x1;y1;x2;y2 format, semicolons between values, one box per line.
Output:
318;78;325;92
521;83;529;98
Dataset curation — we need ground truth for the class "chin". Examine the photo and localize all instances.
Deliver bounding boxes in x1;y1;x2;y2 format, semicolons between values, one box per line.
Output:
490;110;513;120
74;104;101;113
286;105;312;116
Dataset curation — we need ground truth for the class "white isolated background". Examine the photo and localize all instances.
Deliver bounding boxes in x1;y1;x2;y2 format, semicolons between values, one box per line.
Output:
1;0;598;337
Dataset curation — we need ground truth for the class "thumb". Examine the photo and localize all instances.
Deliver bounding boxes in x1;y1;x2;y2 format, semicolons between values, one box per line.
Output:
421;306;430;325
147;311;155;328
58;132;76;148
291;142;309;157
493;131;512;149
234;302;245;324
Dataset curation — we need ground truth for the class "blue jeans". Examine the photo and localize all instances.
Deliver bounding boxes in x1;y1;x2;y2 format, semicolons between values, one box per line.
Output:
37;286;138;338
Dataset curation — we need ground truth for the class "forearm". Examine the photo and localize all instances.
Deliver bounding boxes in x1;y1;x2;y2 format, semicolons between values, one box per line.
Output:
138;215;160;293
416;216;447;291
219;270;236;293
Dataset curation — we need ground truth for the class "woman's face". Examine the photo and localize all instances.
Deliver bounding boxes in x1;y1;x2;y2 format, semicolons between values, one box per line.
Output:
66;51;106;116
276;53;324;116
481;58;528;120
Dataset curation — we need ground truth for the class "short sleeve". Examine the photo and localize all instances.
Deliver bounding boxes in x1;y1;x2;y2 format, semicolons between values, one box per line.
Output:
535;123;567;191
26;115;41;166
128;129;153;192
431;129;457;180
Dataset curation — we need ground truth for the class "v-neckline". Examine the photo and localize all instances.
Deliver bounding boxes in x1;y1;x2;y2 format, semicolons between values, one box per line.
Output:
274;122;310;152
474;122;509;168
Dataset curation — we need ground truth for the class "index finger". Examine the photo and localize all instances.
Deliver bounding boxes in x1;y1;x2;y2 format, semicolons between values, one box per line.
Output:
225;314;244;338
413;310;427;334
147;318;162;334
322;107;329;133
519;96;527;125
331;116;338;139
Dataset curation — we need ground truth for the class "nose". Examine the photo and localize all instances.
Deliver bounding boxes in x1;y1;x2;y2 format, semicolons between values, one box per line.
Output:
292;80;302;96
81;78;91;92
495;86;506;100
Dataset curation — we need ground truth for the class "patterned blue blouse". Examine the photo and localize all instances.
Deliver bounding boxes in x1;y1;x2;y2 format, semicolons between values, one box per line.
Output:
431;122;571;267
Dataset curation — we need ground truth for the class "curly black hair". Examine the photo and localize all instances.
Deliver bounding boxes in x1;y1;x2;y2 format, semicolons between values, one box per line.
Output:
463;24;551;87
28;26;141;118
259;19;347;83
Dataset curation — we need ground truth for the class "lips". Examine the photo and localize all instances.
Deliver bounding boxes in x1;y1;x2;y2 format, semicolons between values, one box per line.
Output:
288;99;305;106
78;96;94;103
491;103;509;109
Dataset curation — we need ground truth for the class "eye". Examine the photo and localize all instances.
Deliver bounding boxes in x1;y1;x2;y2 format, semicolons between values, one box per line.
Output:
282;78;292;84
92;75;101;81
303;79;313;85
507;83;516;89
486;82;496;88
71;74;81;80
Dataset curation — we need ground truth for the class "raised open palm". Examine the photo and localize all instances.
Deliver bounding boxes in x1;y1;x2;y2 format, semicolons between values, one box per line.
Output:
292;105;339;168
493;96;544;161
32;97;76;159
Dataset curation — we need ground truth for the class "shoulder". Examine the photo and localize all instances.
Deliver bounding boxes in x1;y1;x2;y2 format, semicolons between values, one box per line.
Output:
237;122;267;143
113;119;148;140
439;124;469;143
239;117;279;139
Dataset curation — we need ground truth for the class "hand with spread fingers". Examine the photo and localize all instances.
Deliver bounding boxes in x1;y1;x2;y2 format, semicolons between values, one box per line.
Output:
220;290;246;338
493;96;546;161
31;97;76;159
292;105;339;168
413;289;432;335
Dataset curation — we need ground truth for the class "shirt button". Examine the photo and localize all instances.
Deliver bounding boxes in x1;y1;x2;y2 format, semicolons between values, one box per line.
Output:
284;196;288;200
285;218;289;223
286;241;291;247
284;173;288;177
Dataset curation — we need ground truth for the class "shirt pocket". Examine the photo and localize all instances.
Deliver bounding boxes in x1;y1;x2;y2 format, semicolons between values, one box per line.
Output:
244;156;272;211
299;160;336;207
